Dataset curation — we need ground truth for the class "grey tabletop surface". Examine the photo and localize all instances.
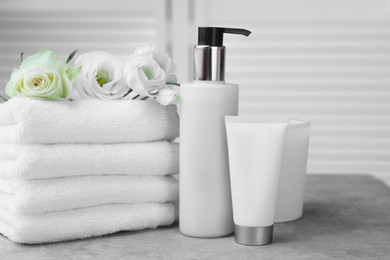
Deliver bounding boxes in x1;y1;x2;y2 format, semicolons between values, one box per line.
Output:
0;174;389;260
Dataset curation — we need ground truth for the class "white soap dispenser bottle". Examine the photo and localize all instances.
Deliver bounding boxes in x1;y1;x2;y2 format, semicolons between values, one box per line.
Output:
180;27;251;238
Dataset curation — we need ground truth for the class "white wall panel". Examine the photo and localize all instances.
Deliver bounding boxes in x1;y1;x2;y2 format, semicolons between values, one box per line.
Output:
193;0;390;178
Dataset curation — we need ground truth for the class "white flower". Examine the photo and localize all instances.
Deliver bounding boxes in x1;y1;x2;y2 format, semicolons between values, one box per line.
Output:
155;85;180;106
134;43;177;83
74;51;130;100
123;54;166;97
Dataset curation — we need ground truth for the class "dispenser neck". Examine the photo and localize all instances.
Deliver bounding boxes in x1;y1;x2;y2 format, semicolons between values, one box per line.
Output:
194;27;251;81
194;45;225;81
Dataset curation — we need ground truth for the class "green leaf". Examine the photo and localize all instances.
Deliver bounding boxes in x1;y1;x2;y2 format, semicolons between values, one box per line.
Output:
66;49;78;64
20;52;24;65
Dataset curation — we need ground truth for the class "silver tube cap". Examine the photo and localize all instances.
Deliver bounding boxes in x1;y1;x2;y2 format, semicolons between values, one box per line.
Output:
234;225;273;246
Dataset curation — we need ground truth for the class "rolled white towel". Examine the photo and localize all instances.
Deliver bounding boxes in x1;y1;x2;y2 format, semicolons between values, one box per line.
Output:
0;98;179;144
0;175;178;214
0;202;175;244
0;141;179;179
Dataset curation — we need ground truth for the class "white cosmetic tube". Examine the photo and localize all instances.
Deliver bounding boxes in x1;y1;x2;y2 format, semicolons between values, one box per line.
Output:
225;116;288;246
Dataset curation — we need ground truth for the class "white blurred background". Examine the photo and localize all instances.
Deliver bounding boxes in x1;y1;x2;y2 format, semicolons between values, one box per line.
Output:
0;0;389;184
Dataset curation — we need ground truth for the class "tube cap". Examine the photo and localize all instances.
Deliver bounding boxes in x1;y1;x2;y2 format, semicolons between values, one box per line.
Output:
234;224;273;246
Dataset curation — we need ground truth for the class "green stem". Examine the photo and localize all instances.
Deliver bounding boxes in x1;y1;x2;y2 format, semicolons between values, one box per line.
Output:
166;82;180;87
0;95;8;102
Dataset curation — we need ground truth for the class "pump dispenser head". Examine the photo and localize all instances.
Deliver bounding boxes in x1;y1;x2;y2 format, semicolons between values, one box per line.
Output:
194;27;251;81
198;27;251;46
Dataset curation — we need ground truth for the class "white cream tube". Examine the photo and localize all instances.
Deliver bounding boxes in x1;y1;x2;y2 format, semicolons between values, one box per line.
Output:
225;117;288;246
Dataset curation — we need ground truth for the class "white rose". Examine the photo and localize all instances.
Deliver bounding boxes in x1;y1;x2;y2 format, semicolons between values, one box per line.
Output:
155;85;180;106
5;49;80;100
123;54;166;97
134;43;177;83
74;51;131;100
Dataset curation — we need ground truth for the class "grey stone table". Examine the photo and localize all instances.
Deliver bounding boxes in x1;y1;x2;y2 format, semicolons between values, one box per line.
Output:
0;175;389;260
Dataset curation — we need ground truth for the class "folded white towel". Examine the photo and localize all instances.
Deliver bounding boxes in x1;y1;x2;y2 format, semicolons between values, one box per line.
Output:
0;98;179;144
0;202;175;244
0;141;179;179
0;175;178;214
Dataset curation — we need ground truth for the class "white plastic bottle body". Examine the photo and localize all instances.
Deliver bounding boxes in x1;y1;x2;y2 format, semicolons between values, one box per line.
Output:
179;81;238;237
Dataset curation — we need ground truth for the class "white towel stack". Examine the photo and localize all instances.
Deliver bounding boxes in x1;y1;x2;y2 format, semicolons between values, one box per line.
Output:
0;98;180;244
